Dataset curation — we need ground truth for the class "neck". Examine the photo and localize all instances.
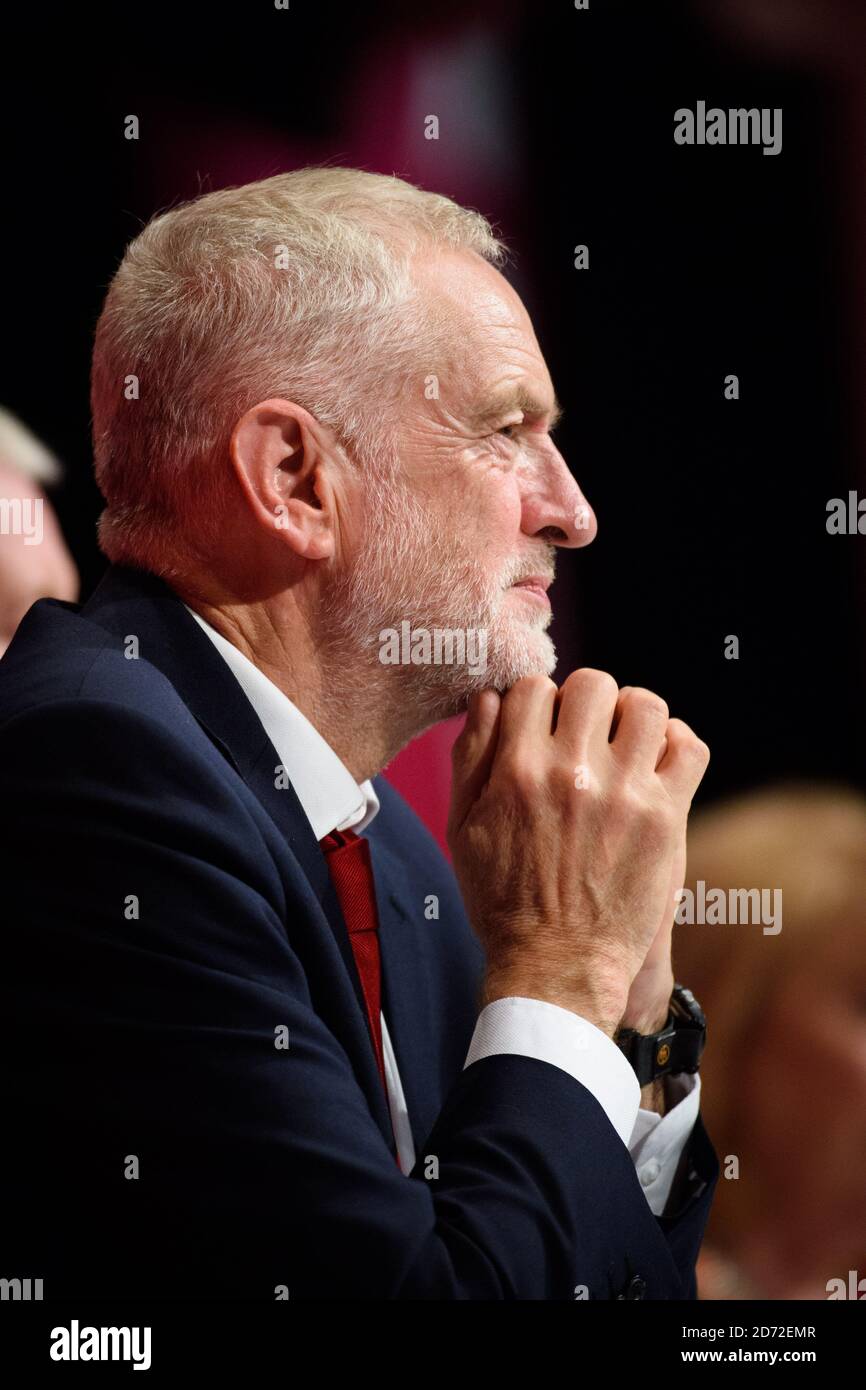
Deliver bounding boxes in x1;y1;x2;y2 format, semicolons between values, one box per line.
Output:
175;582;435;782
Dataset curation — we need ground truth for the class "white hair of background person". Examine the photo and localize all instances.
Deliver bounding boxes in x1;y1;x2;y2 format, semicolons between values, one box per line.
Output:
0;406;63;485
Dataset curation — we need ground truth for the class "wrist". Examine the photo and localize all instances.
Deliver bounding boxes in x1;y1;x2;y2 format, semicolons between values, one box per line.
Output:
615;982;707;1089
619;971;674;1035
619;1002;672;1035
481;965;628;1038
639;1076;668;1116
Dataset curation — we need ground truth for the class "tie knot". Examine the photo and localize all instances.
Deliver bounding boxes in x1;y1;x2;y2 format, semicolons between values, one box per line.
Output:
320;827;360;853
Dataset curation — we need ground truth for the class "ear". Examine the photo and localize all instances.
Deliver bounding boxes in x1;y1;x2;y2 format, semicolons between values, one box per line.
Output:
229;398;337;561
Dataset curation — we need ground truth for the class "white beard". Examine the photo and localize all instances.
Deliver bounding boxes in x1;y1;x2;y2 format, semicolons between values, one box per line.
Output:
316;471;557;724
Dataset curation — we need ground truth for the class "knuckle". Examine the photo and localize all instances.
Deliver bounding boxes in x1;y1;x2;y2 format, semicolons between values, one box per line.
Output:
564;667;618;702
497;753;541;795
669;719;711;764
690;736;711;765
627;687;669;722
666;716;691;737
512;673;556;698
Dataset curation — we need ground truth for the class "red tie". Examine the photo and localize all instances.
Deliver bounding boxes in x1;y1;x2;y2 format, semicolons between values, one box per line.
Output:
319;828;389;1100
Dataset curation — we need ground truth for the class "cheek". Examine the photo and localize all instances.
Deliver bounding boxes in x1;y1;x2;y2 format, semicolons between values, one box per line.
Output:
446;447;527;560
472;468;523;540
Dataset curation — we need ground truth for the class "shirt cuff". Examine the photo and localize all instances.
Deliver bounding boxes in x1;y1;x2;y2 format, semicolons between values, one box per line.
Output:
629;1070;702;1215
464;995;641;1147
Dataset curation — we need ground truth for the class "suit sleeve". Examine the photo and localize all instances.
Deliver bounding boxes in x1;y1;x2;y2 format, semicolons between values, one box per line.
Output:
0;697;715;1300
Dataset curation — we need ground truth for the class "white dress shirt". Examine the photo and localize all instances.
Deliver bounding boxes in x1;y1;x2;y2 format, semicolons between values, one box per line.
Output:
186;606;701;1215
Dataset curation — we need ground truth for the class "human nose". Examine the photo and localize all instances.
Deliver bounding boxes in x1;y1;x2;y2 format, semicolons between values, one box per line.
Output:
520;448;597;548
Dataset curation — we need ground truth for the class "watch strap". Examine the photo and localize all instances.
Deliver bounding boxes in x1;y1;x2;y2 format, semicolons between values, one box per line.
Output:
615;984;706;1087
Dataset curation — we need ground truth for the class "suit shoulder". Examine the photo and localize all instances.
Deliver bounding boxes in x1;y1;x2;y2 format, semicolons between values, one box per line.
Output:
0;595;199;737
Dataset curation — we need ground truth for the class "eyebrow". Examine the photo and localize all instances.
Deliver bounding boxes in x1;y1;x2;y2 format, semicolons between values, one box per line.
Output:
471;386;564;432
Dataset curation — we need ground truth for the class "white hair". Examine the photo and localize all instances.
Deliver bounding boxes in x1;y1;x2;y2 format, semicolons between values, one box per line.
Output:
0;407;62;485
91;166;507;578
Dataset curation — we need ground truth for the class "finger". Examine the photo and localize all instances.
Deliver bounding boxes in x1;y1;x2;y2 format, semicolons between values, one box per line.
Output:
610;687;667;767
553;668;619;755
611;687;669;772
449;689;501;829
494;674;558;762
608;685;633;740
655;717;710;801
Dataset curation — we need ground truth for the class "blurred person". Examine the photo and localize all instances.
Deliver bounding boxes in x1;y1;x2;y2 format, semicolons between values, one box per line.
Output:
674;783;866;1299
0;168;716;1300
0;406;79;655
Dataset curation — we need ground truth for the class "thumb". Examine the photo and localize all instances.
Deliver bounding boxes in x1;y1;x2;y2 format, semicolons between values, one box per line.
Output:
448;689;501;835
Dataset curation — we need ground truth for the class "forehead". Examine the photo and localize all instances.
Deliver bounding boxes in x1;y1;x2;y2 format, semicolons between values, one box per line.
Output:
417;243;539;343
412;247;556;413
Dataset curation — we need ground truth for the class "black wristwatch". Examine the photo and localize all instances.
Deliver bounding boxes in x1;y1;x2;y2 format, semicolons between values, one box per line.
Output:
614;983;706;1087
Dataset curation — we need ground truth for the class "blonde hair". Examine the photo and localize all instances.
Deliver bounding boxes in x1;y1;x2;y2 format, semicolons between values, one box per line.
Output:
91;166;507;579
674;781;866;1147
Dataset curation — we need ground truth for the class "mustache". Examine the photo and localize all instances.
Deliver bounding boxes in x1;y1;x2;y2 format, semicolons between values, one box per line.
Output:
502;554;557;589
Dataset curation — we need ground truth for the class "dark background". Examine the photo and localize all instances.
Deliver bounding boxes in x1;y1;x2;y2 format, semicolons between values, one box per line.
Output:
2;0;864;825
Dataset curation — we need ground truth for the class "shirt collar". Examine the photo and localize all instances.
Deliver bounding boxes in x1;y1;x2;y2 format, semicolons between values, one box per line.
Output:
184;606;380;840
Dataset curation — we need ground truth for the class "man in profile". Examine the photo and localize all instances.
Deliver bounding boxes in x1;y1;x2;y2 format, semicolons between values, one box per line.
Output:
0;167;716;1299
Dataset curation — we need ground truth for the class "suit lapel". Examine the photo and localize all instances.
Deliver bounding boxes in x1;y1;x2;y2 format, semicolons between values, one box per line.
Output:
366;826;442;1158
82;565;396;1152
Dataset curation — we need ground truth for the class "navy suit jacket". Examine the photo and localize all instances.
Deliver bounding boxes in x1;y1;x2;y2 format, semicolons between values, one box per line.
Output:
0;565;718;1300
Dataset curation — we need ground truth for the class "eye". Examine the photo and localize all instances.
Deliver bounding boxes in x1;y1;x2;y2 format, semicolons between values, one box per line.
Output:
495;422;521;440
